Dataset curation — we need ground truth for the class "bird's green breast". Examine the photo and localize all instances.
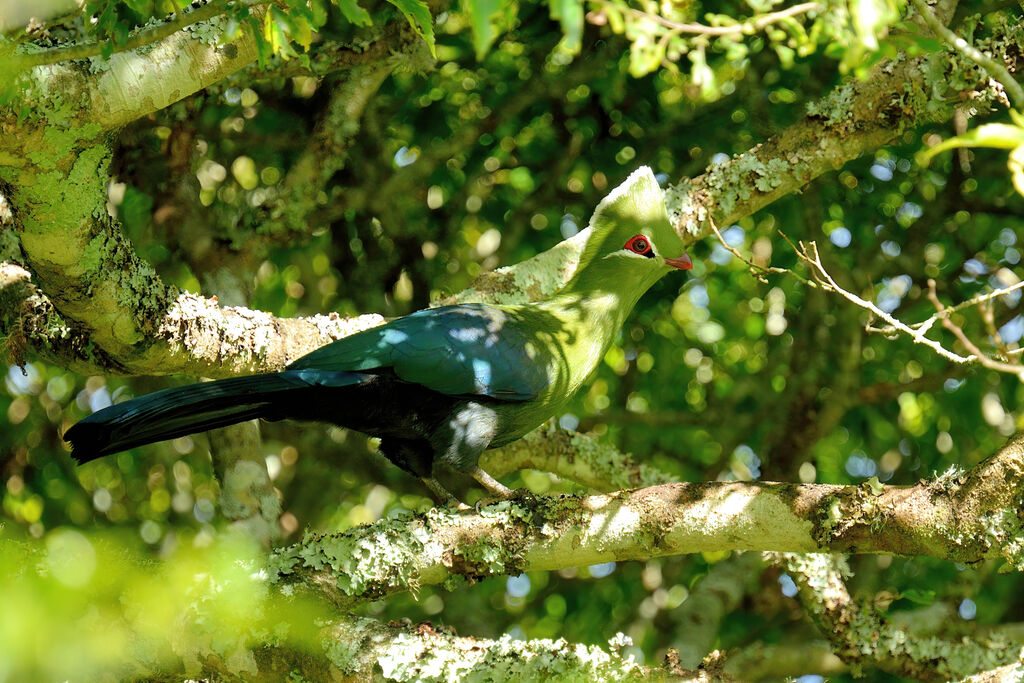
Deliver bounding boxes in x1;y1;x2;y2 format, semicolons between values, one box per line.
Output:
488;288;639;445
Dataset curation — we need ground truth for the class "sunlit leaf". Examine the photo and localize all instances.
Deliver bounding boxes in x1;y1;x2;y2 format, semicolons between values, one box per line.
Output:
337;0;372;27
548;0;583;54
465;0;502;60
387;0;436;57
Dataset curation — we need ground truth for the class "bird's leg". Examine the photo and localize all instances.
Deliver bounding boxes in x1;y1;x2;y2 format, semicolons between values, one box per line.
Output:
469;466;514;499
421;477;470;511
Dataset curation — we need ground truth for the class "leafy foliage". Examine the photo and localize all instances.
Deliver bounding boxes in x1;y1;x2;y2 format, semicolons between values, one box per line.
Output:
5;0;1024;680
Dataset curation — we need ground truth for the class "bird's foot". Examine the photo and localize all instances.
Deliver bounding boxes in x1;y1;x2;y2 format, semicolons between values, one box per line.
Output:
469;466;514;499
421;477;470;511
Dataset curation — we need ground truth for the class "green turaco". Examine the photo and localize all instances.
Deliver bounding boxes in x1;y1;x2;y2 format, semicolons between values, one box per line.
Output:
64;166;693;504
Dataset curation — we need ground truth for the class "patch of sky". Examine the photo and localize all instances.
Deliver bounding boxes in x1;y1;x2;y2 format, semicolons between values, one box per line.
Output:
963;259;987;276
990;275;1022;307
710;244;732;265
999;315;1024;344
722;225;744;246
881;240;901;258
876;275;912;314
829;227;851;248
89;386;112;412
869;163;893;182
688;282;710;308
944;378;964;392
845;452;877;478
6;363;38;395
560;214;579;238
733;445;761;479
896;202;923;222
589;562;616;578
779;573;798;597
393;146;419;167
506;574;531;598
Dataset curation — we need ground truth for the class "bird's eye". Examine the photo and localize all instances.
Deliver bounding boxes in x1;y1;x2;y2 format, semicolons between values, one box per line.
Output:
624;235;653;257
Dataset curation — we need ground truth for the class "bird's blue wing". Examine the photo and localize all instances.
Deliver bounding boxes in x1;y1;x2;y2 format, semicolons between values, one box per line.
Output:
287;305;548;401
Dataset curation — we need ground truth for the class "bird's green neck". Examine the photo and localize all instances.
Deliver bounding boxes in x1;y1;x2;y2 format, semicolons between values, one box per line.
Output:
533;256;665;393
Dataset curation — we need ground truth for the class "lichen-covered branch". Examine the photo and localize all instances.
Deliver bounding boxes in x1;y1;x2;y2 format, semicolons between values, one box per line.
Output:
318;615;702;682
0;254;385;375
957;662;1024;683
269;434;1024;608
480;426;675;492
0;6;426;377
0;261;120;372
773;553;1018;680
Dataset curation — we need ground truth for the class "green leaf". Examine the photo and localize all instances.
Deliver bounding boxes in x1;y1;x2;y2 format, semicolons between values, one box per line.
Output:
900;589;935;605
548;0;583;54
247;14;273;65
387;0;436;57
292;15;313;49
337;0;372;27
918;123;1024;166
465;0;501;60
311;0;329;27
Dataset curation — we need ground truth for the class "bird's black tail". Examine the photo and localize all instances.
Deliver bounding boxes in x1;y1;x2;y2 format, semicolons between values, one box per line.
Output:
63;370;370;464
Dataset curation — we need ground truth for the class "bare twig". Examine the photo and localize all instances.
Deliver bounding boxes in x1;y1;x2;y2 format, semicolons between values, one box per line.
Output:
594;1;822;38
926;278;1024;377
708;218;811;285
910;0;1024;107
792;240;975;364
792;240;1024;377
935;278;1024;318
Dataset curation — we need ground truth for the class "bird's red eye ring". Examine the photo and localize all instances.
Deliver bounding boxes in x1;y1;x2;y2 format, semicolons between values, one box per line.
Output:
624;235;652;256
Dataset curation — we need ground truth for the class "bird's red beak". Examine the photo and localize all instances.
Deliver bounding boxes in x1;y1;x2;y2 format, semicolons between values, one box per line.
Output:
664;252;693;271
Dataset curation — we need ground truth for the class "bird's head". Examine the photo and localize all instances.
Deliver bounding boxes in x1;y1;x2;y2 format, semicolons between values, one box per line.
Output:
571;166;692;290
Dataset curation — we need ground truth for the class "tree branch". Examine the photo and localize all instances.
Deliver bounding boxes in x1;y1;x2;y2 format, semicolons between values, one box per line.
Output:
774;553;1019;680
12;0;231;68
269;433;1024;608
480;427;676;492
911;0;1024;107
317;615;703;682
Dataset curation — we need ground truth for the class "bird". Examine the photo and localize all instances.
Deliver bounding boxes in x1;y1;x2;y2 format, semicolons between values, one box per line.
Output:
63;167;693;505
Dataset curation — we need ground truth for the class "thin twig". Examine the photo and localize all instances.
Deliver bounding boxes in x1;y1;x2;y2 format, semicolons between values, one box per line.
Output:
593;1;821;38
910;0;1024;107
13;0;230;68
708;218;812;284
792;240;975;364
865;278;1024;335
926;279;1024;377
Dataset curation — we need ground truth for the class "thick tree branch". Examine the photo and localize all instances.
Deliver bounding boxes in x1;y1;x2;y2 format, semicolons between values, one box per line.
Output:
774;553;1018;680
268;433;1024;608
316;615;704;682
480;427;676;492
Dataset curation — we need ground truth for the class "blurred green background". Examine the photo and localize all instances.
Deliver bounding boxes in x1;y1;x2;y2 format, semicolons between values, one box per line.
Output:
4;0;1024;679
